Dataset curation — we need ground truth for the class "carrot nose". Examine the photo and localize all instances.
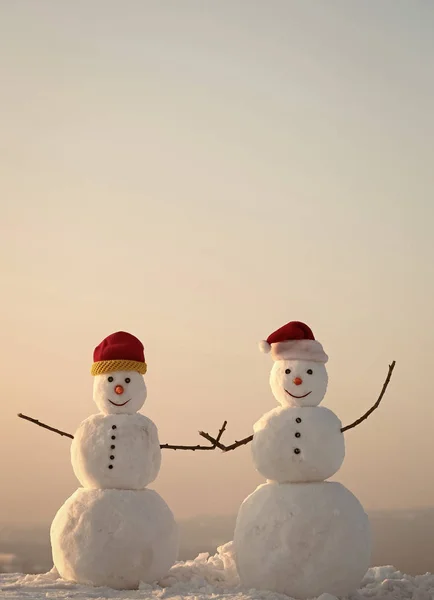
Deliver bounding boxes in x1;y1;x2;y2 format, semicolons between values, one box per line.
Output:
114;385;124;395
293;377;303;386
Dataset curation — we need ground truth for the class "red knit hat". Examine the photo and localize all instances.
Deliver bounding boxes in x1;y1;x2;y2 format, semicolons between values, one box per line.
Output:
259;321;328;363
91;331;147;376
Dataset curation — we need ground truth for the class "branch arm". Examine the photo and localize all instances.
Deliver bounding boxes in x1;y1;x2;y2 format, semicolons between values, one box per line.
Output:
17;413;74;439
199;431;227;450
160;442;216;451
199;429;254;452
161;421;228;451
222;434;254;452
341;361;396;433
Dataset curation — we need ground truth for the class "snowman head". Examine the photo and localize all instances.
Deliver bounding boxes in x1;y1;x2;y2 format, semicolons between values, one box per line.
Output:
93;370;147;414
270;359;328;407
260;321;329;408
91;331;148;415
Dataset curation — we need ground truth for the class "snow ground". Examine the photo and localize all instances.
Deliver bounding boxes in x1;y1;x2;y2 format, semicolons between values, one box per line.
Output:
1;542;433;600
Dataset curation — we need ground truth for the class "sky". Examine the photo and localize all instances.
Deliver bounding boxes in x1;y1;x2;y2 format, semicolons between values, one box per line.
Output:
1;0;434;525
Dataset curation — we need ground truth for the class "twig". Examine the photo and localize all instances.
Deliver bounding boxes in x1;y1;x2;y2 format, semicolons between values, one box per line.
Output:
198;420;228;450
18;413;74;439
162;421;228;451
199;428;254;452
221;434;253;452
341;361;396;433
199;431;226;450
160;442;214;450
214;420;227;445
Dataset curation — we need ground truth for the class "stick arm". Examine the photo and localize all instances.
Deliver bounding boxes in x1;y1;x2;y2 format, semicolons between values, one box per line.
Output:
341;361;396;433
199;429;254;452
18;413;74;439
161;421;228;451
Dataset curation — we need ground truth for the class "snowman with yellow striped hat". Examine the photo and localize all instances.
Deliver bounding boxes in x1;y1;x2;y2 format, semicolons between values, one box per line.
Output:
50;332;179;590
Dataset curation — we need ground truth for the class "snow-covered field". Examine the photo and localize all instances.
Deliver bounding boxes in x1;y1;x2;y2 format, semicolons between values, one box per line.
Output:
1;542;433;600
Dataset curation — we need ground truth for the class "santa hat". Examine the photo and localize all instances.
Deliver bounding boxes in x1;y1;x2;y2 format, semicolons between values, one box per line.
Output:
91;331;147;376
259;321;328;363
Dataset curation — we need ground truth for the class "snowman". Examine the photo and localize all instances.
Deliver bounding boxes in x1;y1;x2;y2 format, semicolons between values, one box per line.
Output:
19;331;225;590
201;321;395;600
49;331;180;589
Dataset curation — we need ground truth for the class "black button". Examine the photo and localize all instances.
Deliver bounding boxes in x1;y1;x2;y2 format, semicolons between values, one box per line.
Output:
108;465;113;469
296;418;302;423
110;455;115;460
111;436;116;440
111;445;115;449
112;425;117;430
295;432;301;438
294;448;301;454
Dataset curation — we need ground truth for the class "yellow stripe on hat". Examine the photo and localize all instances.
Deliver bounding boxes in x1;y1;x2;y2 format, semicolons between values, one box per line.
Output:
91;359;147;376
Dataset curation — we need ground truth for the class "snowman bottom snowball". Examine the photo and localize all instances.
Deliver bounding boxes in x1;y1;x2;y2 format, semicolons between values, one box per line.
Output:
51;488;179;589
234;481;371;599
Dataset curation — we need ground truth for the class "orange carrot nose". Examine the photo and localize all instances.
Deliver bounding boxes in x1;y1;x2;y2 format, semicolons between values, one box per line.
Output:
293;377;303;386
115;385;124;395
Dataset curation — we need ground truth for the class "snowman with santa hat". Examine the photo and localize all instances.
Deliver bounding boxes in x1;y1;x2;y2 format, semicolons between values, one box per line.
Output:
201;321;395;600
19;331;226;590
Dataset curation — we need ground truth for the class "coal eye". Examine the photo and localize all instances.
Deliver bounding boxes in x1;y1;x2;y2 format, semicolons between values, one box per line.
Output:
307;369;313;375
125;377;131;384
108;376;114;382
285;369;291;374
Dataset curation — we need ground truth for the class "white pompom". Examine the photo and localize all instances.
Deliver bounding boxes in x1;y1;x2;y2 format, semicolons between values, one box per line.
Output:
258;340;271;353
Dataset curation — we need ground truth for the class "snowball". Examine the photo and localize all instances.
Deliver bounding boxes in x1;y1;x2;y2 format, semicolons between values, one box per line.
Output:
71;413;161;490
234;481;370;599
269;359;328;407
93;370;147;415
252;406;345;483
51;488;179;589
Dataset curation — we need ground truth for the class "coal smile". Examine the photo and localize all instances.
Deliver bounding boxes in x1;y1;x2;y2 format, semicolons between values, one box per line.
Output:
108;398;131;406
285;390;312;399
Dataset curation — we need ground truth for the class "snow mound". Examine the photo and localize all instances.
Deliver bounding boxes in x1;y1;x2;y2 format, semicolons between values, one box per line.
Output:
1;544;434;600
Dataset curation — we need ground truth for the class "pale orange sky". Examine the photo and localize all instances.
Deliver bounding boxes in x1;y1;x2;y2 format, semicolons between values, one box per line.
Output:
1;1;434;525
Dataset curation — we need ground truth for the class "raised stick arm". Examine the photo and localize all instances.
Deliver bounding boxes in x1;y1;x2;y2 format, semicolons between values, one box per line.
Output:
18;412;228;451
341;361;396;433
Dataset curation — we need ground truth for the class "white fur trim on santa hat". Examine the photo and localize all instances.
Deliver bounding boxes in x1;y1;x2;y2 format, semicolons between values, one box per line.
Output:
258;340;271;354
270;339;328;363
